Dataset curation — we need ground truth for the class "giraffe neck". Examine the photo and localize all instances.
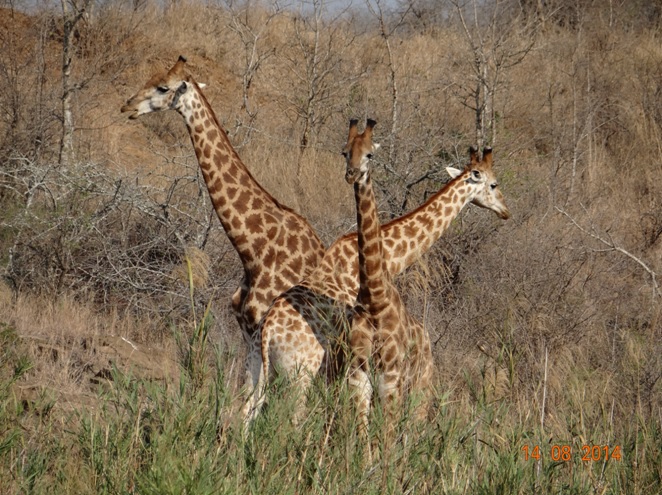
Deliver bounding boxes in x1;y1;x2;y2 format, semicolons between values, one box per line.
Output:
382;173;478;275
355;173;389;314
175;82;281;269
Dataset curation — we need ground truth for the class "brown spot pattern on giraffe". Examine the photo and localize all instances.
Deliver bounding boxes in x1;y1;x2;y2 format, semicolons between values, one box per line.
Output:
404;223;417;238
207;128;218;141
288;256;302;275
285;216;303;233
239;173;251;187
286;234;299;252
257;273;271;290
263;247;277;267
215;152;229;166
251;237;267;257
234;190;252;215
208;178;222;195
245;214;263;234
361;242;380;259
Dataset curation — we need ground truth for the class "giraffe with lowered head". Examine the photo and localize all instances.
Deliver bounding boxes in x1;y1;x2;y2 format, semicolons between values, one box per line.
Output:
242;125;511;425
121;56;325;345
343;118;434;444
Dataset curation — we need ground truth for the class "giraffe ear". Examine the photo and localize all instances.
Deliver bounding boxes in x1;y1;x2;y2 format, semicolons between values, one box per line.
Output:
446;166;462;179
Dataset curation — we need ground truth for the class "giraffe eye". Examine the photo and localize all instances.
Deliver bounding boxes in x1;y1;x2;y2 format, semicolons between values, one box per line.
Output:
366;153;373;160
341;151;348;158
157;86;169;93
472;170;481;179
491;183;498;190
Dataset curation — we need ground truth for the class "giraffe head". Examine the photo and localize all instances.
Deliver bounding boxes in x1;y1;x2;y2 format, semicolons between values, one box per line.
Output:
342;118;381;184
121;56;203;119
446;147;511;220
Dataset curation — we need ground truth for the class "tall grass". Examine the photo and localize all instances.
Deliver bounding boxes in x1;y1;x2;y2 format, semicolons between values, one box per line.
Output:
1;317;660;494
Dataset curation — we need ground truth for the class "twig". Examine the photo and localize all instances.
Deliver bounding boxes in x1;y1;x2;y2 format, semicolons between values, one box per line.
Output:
556;206;660;301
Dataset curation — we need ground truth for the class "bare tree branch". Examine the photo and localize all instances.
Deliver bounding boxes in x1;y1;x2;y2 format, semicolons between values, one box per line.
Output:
556;206;660;301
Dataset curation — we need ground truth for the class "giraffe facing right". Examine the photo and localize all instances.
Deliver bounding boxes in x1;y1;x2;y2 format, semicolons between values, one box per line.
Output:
242;133;511;426
343;118;434;444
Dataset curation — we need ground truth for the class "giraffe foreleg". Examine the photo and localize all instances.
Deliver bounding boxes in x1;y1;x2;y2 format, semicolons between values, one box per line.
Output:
347;312;375;459
240;331;267;435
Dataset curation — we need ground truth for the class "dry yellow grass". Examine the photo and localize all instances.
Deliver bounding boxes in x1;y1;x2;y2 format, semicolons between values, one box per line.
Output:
0;282;179;419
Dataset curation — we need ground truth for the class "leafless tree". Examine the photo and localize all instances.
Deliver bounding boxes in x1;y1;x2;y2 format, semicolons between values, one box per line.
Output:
0;3;60;165
58;0;92;165
224;0;282;145
276;0;361;177
450;0;537;148
54;0;145;165
365;0;411;168
557;206;661;303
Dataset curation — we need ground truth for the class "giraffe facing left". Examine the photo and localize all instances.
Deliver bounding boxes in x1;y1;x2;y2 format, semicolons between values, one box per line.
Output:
343;119;435;448
121;56;325;347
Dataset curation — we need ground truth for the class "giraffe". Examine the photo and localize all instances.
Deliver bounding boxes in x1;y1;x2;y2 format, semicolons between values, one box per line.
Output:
242;130;510;425
342;119;434;446
121;56;325;345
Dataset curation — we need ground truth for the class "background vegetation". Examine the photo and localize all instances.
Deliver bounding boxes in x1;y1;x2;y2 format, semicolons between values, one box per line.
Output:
0;0;660;492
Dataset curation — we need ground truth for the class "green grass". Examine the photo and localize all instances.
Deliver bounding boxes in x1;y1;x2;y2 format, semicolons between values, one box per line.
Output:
1;320;660;495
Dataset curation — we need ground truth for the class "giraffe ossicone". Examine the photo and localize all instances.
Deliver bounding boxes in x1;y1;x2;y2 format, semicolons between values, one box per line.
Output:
121;55;325;352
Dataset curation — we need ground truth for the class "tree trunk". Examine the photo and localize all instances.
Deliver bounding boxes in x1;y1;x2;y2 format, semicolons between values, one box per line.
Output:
59;0;88;165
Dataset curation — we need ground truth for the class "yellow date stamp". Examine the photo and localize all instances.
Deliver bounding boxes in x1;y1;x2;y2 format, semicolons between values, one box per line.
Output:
522;445;622;462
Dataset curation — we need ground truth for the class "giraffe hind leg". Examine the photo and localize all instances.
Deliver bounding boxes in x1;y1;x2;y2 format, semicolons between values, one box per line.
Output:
377;370;403;445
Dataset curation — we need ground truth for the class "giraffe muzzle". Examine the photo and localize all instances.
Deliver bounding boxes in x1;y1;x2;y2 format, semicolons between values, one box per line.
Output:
345;169;360;184
121;103;139;119
497;206;511;220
